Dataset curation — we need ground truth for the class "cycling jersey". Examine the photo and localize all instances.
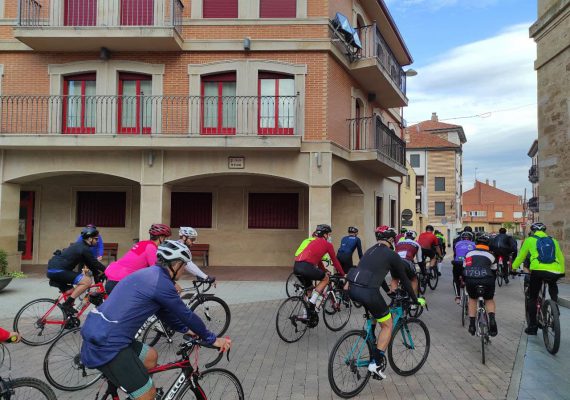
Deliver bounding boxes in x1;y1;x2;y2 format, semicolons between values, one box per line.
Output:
491;233;517;254
105;240;158;282
512;231;565;274
80;265;216;368
463;245;496;279
184;260;208;280
337;235;363;259
47;241;106;275
395;239;422;263
454;240;476;262
75;233;104;258
295;237;330;261
417;232;438;249
0;327;11;342
295;237;344;275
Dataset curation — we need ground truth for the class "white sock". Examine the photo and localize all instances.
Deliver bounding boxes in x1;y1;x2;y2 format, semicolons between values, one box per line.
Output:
309;292;319;304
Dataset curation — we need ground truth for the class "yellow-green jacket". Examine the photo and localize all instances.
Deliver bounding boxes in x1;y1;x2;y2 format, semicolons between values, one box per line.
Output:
295;237;330;261
512;231;565;274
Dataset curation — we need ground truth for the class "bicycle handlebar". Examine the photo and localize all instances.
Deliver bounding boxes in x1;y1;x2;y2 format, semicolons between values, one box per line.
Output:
178;335;230;368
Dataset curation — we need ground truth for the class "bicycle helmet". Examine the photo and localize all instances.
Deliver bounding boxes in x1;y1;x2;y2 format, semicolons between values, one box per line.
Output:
375;225;397;240
348;226;358;234
475;234;491;246
460;231;474;241
315;224;332;237
405;230;417;240
81;226;99;240
400;228;408;234
156;240;192;263
149;223;171;237
179;227;198;238
426;225;434;232
463;226;473;233
530;222;546;232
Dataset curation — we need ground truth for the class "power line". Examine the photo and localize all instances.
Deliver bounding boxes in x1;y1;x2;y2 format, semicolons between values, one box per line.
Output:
408;103;536;125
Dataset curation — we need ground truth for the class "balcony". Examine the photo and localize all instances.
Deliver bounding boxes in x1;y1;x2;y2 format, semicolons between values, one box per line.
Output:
14;0;183;51
346;115;406;175
528;197;539;213
330;22;407;108
0;95;302;148
528;165;539;183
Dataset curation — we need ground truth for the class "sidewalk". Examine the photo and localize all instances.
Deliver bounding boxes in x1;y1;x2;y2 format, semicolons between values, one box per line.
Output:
557;283;570;309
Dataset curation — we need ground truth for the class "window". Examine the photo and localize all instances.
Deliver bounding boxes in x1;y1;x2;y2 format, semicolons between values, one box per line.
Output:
203;0;238;18
415;176;424;196
495;211;503;218
63;73;96;134
354;100;362;149
248;193;298;229
260;0;296;18
202;72;237;134
121;0;154;25
469;211;487;217
514;211;523;219
258;73;295;135
118;73;152;134
171;192;213;228
64;0;96;26
435;202;445;216
390;199;397;228
410;154;420;168
76;191;126;227
376;196;383;227
475;226;485;233
462;211;467;217
435;177;445;192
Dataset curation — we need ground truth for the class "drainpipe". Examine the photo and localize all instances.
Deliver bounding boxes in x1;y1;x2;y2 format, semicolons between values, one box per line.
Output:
397;177;402;231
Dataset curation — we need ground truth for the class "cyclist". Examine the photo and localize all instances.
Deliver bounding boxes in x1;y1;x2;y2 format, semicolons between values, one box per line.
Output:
417;225;442;275
452;232;476;304
336;226;363;275
395;228;408;243
453;225;474;248
75;224;104;261
393;230;422;294
346;225;424;380
434;230;446;276
0;327;21;343
294;224;345;311
512;222;565;335
105;224;171;294
491;227;518;285
80;240;230;400
47;226;107;316
463;234;498;337
294;231;331;265
178;227;214;282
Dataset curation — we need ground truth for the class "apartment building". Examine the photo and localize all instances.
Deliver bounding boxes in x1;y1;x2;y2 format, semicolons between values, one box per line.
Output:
462;180;525;234
405;113;466;244
527;139;539;226
400;161;427;233
0;0;411;270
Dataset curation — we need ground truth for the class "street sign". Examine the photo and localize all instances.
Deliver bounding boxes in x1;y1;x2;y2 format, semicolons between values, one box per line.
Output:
401;209;413;220
401;220;413;226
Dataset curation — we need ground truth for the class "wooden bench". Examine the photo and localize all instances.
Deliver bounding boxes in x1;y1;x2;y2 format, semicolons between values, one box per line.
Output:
191;244;210;268
103;243;119;264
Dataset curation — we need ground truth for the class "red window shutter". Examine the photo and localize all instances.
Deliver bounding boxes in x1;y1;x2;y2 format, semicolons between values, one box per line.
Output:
121;0;154;25
171;193;213;228
203;0;238;18
64;0;97;26
260;0;296;18
248;193;298;229
76;192;126;227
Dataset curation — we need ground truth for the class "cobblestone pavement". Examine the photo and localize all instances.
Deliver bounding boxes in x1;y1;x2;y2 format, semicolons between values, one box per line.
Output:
0;264;555;399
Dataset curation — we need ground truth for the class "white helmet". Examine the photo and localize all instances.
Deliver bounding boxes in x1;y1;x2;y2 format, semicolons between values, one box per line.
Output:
157;240;192;263
179;227;198;238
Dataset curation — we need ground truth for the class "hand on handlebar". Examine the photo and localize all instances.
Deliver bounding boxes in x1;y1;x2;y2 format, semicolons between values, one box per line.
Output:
213;337;232;353
417;297;426;308
5;332;21;343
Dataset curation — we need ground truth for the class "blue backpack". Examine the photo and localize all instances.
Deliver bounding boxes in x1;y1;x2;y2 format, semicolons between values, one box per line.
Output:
532;235;556;264
454;240;475;261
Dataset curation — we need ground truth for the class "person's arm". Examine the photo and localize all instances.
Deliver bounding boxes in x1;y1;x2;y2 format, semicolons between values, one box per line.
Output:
145;243;158;267
415;245;423;263
96;236;104;258
184;260;209;280
356;237;363;259
390;255;418;303
83;248;106;273
512;239;531;270
327;243;345;276
0;327;11;342
555;240;565;271
434;237;442;256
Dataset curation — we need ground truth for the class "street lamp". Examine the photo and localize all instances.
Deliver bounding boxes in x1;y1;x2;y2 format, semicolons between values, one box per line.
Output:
404;68;418;77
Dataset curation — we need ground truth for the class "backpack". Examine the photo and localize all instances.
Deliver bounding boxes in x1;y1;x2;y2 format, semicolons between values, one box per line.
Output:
454;240;475;261
532;235;556;264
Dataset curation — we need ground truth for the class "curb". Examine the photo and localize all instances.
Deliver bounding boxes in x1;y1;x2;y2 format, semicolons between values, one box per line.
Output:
558;296;570;309
506;323;528;400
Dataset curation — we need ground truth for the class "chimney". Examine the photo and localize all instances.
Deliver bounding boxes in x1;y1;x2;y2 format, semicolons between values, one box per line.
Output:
493;180;496;187
486;179;489;185
431;112;438;122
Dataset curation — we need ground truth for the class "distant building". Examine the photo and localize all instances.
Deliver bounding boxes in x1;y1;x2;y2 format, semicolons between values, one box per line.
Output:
462;180;525;234
400;161;427;233
527;139;539;227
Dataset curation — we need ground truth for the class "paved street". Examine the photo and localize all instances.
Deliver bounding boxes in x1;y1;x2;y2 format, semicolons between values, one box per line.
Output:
0;261;568;399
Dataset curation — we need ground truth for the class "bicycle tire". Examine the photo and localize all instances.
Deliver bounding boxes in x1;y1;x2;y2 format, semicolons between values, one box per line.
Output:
427;268;438;290
13;298;66;346
542;300;561;355
461;292;467;327
408;303;424;318
497;272;503;287
141;318;183;366
418;273;427;295
43;327;102;391
478;310;487;365
6;377;57;400
285;272;305;298
388;317;430;376
190;296;231;337
275;296;309;343
177;368;244;400
322;290;352;332
328;329;372;399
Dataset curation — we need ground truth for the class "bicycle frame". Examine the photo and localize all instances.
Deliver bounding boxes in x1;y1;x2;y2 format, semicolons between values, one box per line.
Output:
476;297;488;338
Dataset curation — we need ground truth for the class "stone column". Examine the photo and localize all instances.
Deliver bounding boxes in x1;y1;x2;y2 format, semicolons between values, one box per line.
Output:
139;151;171;239
0;182;21;272
308;151;332;235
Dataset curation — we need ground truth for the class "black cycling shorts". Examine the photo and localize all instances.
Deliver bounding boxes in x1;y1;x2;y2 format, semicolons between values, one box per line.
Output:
293;261;326;289
337;252;354;274
401;259;417;280
46;270;84;285
422;248;436;260
348;285;390;321
465;278;496;300
98;341;152;398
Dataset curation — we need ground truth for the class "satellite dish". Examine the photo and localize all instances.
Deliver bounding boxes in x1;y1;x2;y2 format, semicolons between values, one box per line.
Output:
332;12;362;49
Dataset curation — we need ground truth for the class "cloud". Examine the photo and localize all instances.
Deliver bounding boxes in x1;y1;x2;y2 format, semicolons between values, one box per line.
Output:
405;23;537;197
384;0;498;12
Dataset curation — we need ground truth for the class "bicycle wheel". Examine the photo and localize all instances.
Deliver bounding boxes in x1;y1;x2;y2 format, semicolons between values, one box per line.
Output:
322;290;352;332
428;268;439;290
190;296;231;337
497;271;503;287
478;311;488;365
328;329;372;399
141;318;183;366
13;298;66;346
461;292;467;327
6;377;57;400
418;273;427;295
481;331;486;365
43;327;102;391
177;368;244;400
275;296;309;343
388;318;430;376
542;300;561;355
285;272;305;298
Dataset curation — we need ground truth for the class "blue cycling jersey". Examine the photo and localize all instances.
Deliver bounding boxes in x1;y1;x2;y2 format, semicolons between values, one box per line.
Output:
80;266;216;368
337;236;363;258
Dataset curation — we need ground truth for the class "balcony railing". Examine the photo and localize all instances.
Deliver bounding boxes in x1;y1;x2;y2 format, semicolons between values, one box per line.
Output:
528;197;539;213
347;116;406;166
0;95;300;136
528;165;539;183
18;0;184;33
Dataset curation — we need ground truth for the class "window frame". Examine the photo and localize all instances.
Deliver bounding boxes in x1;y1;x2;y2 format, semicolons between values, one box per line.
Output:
203;0;238;18
259;0;297;18
121;0;154;26
513;211;523;219
118;72;152;135
75;191;127;227
171;192;213;228
248;192;299;229
434;201;445;216
64;0;97;26
258;72;295;136
495;211;503;218
410;154;420;168
201;72;237;135
434;177;446;192
62;73;96;134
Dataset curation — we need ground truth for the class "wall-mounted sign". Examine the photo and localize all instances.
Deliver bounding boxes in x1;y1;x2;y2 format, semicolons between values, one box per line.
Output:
401;209;413;220
228;156;245;169
401;220;413;227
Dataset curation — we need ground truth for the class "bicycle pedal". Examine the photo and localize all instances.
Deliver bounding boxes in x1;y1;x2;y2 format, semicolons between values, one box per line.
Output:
371;374;385;381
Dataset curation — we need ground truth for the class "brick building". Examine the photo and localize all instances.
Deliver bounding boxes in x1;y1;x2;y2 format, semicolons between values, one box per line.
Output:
462;180;525;234
0;0;412;270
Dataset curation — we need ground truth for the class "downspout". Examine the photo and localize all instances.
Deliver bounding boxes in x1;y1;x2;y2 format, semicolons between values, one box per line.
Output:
397;177;402;231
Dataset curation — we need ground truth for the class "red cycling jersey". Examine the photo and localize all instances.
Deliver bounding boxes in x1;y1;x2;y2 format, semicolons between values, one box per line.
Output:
417;232;438;249
295;237;345;276
0;327;11;342
395;240;420;262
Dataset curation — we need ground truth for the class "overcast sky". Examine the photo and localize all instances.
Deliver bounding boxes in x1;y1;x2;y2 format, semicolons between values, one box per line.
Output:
385;0;537;198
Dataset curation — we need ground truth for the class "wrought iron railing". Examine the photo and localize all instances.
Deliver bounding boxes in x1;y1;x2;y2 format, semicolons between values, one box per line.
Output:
0;95;300;136
528;165;538;183
528;197;539;213
18;0;184;33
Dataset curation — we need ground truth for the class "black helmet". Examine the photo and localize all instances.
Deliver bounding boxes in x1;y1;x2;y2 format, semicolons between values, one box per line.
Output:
81;226;99;240
476;234;491;246
461;231;474;241
463;226;473;233
348;226;358;234
375;226;397;241
315;224;332;237
530;222;546;232
426;225;434;232
400;228;408;234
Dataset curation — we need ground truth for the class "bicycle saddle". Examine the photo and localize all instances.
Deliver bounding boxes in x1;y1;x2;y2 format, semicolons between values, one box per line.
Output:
48;280;73;293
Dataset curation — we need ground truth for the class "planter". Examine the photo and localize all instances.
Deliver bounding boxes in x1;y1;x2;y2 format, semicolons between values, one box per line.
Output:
0;276;12;292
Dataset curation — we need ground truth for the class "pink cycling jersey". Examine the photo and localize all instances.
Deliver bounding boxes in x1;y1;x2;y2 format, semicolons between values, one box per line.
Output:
105;240;158;281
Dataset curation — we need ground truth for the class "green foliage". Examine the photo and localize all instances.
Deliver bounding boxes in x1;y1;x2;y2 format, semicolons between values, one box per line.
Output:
0;249;26;278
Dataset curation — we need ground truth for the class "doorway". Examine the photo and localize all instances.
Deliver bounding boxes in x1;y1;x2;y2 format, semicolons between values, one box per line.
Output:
19;191;35;260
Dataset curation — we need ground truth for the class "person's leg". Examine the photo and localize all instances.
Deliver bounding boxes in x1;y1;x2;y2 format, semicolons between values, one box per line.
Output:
486;297;497;336
70;275;91;299
526;274;543;334
452;262;462;299
465;282;477;335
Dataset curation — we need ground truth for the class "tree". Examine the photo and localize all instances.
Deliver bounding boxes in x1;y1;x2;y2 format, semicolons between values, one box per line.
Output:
502;222;515;233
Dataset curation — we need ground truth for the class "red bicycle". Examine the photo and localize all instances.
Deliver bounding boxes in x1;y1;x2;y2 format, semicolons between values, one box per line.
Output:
13;278;107;346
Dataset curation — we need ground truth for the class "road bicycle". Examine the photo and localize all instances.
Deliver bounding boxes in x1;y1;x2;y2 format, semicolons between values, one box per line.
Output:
13;278;107;346
276;275;351;343
473;285;491;364
420;254;439;291
0;340;56;400
286;259;332;298
327;289;430;398
495;255;512;287
460;283;468;327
